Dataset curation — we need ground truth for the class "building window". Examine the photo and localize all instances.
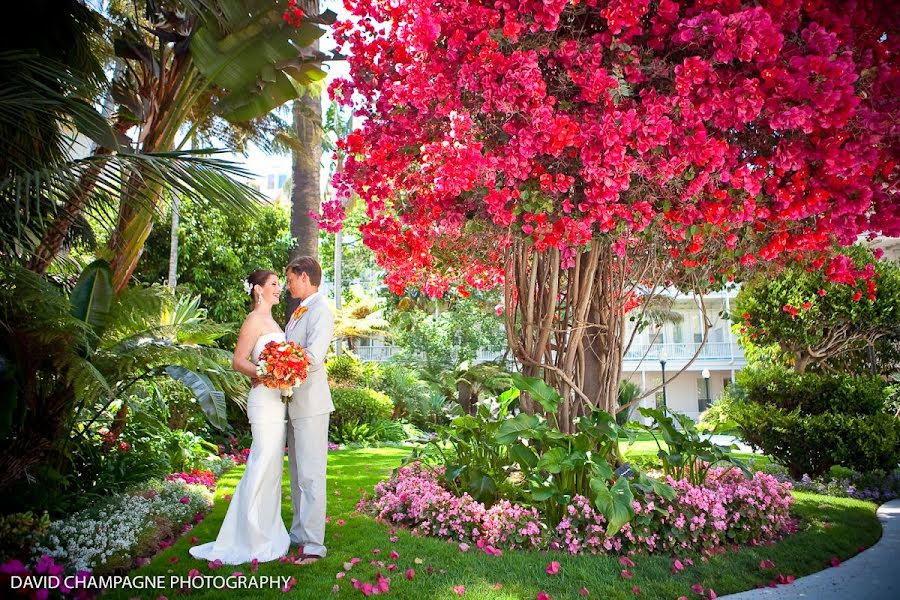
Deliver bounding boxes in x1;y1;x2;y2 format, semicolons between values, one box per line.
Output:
267;174;275;189
697;376;714;410
277;174;287;188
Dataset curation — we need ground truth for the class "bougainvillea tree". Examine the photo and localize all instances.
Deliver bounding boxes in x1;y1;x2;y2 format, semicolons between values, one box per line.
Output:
323;0;899;430
736;245;900;373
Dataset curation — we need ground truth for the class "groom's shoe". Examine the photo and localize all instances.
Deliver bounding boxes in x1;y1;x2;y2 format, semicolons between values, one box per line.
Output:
296;553;323;565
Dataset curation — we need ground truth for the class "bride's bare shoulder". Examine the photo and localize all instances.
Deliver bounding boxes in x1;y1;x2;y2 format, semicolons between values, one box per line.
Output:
237;312;265;336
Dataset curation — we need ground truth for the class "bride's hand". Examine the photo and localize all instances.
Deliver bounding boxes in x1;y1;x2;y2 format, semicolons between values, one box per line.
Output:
250;376;262;388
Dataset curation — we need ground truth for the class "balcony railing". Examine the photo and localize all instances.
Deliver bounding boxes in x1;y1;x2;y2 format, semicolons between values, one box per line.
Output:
350;342;743;364
353;345;404;363
623;341;744;361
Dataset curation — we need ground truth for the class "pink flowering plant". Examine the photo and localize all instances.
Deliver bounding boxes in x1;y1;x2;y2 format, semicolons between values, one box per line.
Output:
165;468;217;491
359;462;794;557
325;0;900;432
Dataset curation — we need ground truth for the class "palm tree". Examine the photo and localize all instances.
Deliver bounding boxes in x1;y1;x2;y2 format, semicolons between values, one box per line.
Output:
8;1;332;290
285;0;327;319
334;291;390;351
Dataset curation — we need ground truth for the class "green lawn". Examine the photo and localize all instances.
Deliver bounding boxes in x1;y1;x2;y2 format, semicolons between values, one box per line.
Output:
115;448;880;599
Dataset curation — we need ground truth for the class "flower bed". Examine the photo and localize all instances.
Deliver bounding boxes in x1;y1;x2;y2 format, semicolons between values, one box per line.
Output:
0;456;235;598
357;463;795;556
756;462;900;504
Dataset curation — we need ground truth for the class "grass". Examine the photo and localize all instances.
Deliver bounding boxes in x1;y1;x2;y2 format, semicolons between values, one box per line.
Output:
114;448;881;599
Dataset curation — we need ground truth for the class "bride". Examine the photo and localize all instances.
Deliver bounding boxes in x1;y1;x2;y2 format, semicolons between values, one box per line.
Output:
189;269;290;564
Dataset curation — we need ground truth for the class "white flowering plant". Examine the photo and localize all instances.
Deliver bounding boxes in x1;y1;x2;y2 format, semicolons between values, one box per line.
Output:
32;479;213;574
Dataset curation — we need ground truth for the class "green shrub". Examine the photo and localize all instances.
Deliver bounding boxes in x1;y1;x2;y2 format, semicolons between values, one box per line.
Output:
737;402;900;477
327;354;365;386
327;353;383;388
742;366;886;416
330;386;394;435
0;511;50;562
376;363;447;428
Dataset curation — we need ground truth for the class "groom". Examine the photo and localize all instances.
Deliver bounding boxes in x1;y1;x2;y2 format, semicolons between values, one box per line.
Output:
284;256;335;563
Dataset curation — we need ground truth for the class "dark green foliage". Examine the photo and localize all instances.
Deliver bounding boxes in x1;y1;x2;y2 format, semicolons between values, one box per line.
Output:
738;404;900;477
0;511;51;563
330;386;394;435
733;366;900;477
375;363;445;428
742;366;888;416
139;196;294;328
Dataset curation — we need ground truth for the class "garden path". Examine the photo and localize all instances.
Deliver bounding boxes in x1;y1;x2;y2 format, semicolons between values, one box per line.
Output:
722;499;900;600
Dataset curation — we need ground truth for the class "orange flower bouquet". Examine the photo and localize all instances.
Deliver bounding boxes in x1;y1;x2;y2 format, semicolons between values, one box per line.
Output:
256;341;311;403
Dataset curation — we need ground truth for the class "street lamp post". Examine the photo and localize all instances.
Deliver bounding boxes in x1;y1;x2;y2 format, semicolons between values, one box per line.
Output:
701;368;711;412
659;348;668;410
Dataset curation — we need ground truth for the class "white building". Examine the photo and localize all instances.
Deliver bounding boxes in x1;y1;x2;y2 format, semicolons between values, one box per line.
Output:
247;169;291;206
349;285;745;421
620;287;745;422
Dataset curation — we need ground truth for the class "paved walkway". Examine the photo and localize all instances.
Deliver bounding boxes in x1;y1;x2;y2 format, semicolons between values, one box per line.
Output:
722;499;900;600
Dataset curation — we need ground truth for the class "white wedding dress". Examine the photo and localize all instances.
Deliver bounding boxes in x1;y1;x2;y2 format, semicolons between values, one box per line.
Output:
189;331;290;564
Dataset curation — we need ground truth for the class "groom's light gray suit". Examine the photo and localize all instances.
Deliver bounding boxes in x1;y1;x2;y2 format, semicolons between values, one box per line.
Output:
284;291;334;557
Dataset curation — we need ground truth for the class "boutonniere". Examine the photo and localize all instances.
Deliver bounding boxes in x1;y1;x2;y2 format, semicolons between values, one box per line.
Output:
291;305;308;322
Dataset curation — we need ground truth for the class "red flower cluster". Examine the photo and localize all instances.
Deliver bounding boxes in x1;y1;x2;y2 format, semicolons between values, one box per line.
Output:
282;0;305;27
166;469;217;491
323;0;898;298
256;341;310;402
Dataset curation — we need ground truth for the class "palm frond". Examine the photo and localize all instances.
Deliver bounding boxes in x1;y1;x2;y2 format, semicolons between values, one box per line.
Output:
2;149;266;259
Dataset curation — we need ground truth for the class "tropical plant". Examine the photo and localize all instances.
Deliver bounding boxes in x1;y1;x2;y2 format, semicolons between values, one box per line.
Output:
10;1;333;289
326;0;899;431
0;260;241;493
634;407;749;486
334;290;390;351
616;380;642;426
414;374;673;533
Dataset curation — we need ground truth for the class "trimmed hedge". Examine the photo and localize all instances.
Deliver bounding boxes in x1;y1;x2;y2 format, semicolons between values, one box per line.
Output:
742;367;887;416
735;367;900;477
738;403;900;477
330;386;393;433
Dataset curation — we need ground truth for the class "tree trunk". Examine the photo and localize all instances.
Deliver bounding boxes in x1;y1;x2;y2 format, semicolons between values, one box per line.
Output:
505;239;622;432
581;251;626;416
287;66;323;320
168;193;181;291
108;180;163;293
25;149;111;273
794;352;811;373
290;96;323;259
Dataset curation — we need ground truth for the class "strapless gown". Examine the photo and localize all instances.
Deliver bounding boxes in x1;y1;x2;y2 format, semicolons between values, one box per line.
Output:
189;331;290;564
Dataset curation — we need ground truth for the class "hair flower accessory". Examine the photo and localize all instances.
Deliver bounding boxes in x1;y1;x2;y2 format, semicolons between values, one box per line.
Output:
243;280;253;295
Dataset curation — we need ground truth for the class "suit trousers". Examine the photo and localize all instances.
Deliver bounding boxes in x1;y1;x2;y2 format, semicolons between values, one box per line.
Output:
286;412;330;556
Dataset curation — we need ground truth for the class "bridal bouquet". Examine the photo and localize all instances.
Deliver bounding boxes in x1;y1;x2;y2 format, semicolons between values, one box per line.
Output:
256;341;311;403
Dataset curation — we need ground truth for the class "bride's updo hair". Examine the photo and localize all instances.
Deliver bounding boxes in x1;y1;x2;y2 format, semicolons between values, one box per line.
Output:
245;269;277;308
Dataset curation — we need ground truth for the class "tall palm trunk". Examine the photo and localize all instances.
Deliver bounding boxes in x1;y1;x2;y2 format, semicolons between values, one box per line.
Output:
107;56;198;293
286;0;323;319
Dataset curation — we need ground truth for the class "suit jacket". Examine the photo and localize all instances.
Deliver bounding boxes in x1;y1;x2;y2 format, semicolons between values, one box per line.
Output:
285;293;335;418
